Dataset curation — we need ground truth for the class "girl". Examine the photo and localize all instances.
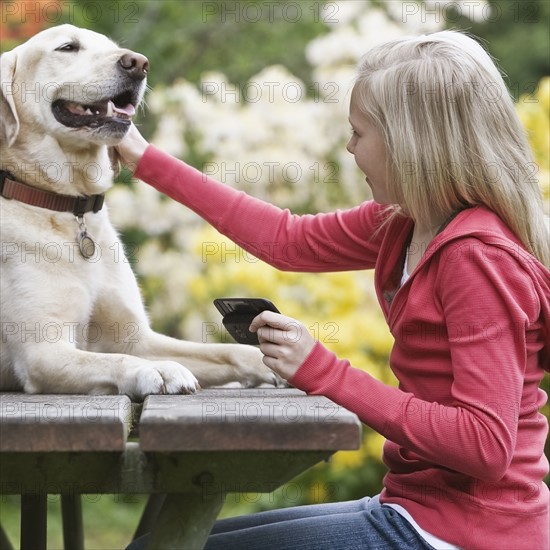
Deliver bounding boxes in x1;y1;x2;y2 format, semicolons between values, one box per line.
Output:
121;31;549;550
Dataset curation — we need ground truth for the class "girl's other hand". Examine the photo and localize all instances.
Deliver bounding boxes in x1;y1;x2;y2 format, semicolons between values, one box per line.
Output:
249;311;316;381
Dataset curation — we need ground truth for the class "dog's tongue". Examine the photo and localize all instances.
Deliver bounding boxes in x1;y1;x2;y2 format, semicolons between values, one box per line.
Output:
110;101;136;117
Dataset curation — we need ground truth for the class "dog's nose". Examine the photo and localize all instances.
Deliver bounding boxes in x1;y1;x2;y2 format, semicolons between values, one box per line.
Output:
118;52;149;81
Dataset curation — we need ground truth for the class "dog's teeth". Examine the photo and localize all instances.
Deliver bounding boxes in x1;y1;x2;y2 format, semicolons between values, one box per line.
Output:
106;101;114;117
85;108;93;115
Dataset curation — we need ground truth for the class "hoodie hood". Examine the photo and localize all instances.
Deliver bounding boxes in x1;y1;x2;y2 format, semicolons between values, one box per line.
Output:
436;206;550;371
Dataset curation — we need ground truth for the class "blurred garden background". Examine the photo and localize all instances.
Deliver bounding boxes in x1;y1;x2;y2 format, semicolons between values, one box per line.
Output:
1;0;549;547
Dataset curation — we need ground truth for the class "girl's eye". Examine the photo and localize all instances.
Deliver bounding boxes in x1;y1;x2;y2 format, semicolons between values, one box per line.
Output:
350;128;358;137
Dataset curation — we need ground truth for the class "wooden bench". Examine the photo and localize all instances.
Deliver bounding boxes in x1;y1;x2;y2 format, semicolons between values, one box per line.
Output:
0;389;361;549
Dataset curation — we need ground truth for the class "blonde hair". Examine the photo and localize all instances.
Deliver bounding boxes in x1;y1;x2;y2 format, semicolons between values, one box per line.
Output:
354;30;550;268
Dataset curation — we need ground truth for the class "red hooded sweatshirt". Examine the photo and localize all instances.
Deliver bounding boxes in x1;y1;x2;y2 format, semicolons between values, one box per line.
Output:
135;145;550;550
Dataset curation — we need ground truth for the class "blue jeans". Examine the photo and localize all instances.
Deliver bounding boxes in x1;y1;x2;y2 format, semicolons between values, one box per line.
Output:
126;495;435;549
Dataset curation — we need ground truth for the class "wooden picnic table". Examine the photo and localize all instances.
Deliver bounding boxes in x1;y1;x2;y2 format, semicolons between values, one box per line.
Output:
0;388;361;550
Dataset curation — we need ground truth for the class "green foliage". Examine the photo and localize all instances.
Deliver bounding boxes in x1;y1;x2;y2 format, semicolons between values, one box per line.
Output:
0;1;548;544
59;0;329;88
54;0;330;137
0;494;146;549
443;0;549;99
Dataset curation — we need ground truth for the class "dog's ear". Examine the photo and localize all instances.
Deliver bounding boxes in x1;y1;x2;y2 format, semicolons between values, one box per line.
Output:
0;50;20;148
108;146;121;180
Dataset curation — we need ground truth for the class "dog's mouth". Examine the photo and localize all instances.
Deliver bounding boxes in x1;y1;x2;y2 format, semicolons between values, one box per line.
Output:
51;90;138;129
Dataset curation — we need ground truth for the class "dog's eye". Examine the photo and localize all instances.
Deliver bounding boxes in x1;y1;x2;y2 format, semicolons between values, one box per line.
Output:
55;42;79;53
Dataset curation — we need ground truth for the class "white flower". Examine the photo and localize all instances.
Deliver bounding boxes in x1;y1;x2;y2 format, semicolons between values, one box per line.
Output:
152;115;187;157
330;0;370;25
127;3;421;330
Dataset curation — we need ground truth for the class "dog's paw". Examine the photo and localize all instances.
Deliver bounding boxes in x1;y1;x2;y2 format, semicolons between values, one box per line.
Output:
256;367;288;388
228;345;288;388
125;361;200;401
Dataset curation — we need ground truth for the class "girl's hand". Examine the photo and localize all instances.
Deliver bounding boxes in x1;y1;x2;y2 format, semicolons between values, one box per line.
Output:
115;123;150;171
249;311;316;381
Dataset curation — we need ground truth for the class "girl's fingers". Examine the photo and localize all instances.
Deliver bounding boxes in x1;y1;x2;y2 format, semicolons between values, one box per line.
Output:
258;342;279;358
249;311;295;333
250;312;303;342
256;325;302;345
250;311;314;381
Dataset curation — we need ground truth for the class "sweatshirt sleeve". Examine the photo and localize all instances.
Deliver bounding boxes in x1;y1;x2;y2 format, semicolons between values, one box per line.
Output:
291;241;541;482
134;145;387;271
290;341;410;435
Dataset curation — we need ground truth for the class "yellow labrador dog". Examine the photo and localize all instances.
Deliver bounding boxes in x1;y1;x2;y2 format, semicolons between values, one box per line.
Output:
0;24;279;399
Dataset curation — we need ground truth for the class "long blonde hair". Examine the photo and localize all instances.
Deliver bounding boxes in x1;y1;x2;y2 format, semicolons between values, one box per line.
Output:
354;30;550;268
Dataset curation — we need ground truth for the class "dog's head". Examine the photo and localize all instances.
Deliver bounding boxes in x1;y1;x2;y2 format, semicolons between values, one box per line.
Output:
0;24;147;149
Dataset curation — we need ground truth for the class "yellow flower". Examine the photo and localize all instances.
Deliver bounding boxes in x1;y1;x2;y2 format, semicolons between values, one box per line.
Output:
187;226;395;386
516;77;550;201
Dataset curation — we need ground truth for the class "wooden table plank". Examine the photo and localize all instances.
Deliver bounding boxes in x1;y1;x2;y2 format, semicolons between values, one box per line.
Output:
1;389;363;550
139;389;361;452
0;444;334;494
0;394;132;452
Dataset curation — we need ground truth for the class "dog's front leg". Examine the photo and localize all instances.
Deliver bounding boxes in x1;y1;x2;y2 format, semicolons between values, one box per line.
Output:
125;330;284;388
88;320;283;388
90;253;283;389
9;341;199;400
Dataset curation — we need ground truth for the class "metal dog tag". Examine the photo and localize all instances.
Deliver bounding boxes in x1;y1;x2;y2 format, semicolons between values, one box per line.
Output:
77;230;96;259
